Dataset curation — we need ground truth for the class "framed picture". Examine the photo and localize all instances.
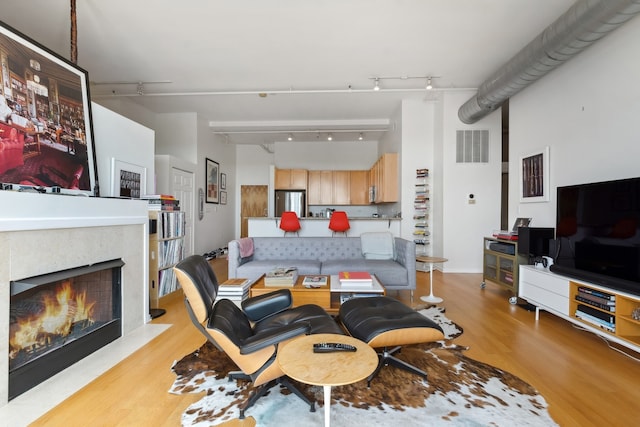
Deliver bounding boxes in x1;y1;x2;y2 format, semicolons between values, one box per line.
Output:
520;146;550;203
0;21;98;196
111;158;146;199
206;158;219;203
220;173;227;190
220;190;227;205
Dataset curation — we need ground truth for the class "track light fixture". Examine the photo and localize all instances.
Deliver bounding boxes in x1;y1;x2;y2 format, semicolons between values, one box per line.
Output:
327;133;333;141
287;133;293;141
358;132;364;140
369;75;440;91
426;77;433;90
373;78;380;91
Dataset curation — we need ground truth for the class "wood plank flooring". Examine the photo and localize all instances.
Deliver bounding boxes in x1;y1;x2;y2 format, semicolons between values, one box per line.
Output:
30;259;640;426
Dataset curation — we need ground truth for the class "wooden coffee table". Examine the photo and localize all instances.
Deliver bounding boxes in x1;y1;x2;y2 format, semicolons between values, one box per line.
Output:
249;274;386;314
277;333;377;427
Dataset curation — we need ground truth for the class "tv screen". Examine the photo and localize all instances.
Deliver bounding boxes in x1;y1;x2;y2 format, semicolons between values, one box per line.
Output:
551;177;640;295
0;20;97;196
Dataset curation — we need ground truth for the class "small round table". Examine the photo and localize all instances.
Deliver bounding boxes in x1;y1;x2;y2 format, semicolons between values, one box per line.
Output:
416;256;448;304
277;333;377;427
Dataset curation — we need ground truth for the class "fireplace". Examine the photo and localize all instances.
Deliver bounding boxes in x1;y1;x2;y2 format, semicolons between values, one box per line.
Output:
8;259;124;400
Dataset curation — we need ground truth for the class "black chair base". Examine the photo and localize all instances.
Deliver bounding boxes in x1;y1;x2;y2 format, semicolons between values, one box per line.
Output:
229;372;315;419
367;346;427;387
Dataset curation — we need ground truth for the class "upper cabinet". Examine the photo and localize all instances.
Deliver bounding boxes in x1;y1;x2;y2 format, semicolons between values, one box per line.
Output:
370;153;398;203
349;170;369;205
308;170;334;205
275;168;308;190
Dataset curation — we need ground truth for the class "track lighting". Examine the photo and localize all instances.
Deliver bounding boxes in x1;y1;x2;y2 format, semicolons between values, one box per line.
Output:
358;133;364;140
327;133;333;141
373;78;380;91
426;77;433;90
287;133;293;141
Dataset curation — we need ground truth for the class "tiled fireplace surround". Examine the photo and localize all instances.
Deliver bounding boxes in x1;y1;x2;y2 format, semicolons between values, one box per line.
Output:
0;192;153;414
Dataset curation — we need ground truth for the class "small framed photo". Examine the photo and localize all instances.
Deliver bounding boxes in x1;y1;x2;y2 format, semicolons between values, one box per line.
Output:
220;173;226;190
220;190;227;205
520;146;550;203
206;158;219;204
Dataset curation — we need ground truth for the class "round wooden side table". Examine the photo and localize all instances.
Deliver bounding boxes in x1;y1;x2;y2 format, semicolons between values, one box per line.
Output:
416;256;448;304
277;333;377;427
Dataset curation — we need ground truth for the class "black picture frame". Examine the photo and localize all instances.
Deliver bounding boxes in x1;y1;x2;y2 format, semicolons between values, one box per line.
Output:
0;20;98;196
220;173;226;190
205;158;219;203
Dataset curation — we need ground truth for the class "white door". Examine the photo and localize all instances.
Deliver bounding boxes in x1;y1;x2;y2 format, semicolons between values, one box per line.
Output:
171;168;194;257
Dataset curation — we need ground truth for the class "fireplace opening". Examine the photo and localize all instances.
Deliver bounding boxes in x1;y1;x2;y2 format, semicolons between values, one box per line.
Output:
9;259;124;400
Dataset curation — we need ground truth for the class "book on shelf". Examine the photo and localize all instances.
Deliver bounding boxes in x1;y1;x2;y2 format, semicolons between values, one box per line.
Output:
577;286;615;301
264;267;298;286
302;275;328;288
575;311;615;332
338;271;373;286
577;304;615;324
575;294;616;312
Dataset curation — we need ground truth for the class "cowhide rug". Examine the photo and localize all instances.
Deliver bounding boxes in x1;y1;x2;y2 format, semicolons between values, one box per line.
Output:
169;307;557;426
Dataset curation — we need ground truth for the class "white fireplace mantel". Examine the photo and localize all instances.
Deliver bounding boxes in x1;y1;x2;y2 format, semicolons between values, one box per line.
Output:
0;191;150;406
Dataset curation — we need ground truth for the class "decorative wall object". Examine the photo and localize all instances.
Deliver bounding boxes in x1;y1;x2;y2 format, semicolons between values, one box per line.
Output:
220;173;226;190
206;158;219;204
111;158;146;198
220;191;227;205
520;146;550;203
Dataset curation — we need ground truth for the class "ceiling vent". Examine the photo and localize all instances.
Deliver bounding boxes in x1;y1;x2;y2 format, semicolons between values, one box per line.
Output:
456;130;489;163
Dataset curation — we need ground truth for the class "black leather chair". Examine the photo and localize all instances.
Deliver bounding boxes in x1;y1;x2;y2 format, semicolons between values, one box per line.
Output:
174;255;344;418
339;296;444;386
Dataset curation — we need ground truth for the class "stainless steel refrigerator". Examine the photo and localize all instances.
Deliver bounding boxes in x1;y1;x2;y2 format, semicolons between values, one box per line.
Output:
275;190;306;217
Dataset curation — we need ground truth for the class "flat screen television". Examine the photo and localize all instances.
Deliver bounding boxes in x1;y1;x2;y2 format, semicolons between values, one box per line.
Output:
550;177;640;296
0;20;98;196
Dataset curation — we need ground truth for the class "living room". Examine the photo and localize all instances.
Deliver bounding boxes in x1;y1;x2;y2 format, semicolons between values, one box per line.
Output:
2;1;640;426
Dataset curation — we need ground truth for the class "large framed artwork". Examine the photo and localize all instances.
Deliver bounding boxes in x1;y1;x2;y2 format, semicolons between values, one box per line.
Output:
111;158;146;199
206;158;219;204
520;146;550;203
0;20;98;196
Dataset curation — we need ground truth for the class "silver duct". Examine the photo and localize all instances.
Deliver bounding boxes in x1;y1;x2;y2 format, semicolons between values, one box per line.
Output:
458;0;640;124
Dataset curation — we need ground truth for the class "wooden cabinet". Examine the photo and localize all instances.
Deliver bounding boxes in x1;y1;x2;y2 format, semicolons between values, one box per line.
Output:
308;170;334;204
333;171;350;205
275;168;308;189
519;265;640;353
149;211;186;310
349;170;369;205
369;153;398;203
482;237;526;302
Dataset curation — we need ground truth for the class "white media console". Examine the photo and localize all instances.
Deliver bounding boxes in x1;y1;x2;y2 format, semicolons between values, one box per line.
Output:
519;265;640;354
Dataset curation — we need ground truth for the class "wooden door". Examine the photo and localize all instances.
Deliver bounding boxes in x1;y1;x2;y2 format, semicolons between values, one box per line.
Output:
240;185;268;237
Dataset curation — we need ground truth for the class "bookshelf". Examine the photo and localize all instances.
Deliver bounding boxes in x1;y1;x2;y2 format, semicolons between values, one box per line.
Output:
414;169;430;271
148;210;186;317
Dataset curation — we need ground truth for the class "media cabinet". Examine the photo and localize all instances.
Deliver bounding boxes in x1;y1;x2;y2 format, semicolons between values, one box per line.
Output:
519;265;640;353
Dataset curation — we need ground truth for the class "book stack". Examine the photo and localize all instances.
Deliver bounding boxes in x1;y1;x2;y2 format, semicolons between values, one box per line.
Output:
264;267;298;287
143;194;180;211
575;286;616;332
338;271;373;287
302;275;328;288
216;278;253;305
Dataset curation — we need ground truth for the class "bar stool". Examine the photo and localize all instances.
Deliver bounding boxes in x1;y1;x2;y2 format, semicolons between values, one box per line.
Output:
279;211;301;236
328;211;350;236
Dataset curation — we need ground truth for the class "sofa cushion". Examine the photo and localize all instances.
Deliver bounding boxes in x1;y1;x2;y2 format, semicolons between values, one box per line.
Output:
360;232;395;260
320;259;368;275
363;259;409;288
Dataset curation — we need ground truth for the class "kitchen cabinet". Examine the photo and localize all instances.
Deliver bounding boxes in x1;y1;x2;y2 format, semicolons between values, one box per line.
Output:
308;170;333;204
333;171;350;205
349;170;369;205
370;153;398;203
275;168;308;190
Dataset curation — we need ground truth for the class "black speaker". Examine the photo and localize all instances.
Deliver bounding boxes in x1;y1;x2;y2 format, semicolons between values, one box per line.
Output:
517;227;555;257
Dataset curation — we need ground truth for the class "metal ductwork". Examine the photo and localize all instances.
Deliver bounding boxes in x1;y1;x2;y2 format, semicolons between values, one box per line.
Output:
459;0;640;124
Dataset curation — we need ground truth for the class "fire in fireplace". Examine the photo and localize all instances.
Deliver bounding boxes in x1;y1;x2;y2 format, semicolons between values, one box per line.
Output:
9;259;124;400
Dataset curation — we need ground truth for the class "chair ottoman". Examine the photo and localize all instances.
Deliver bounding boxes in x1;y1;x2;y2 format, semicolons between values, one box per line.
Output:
339;296;444;385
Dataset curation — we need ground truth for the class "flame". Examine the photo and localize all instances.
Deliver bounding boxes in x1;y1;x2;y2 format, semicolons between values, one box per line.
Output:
9;280;97;359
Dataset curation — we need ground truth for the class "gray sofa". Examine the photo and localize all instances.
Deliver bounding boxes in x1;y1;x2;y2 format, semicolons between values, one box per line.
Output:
227;236;416;294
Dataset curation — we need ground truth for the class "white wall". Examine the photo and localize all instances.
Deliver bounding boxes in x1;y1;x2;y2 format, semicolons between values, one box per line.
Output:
90;102;155;197
442;91;502;273
508;14;640;229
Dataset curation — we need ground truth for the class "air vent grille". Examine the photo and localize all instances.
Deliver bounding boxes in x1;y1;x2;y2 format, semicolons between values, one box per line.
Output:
456;130;489;163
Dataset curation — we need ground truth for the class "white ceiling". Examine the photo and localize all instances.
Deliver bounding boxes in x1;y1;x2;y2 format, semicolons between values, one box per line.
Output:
2;0;575;144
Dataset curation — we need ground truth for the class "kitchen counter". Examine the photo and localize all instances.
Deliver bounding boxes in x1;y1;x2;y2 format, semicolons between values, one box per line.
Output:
248;217;401;237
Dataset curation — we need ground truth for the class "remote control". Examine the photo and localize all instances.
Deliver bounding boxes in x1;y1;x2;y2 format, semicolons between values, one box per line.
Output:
313;342;357;353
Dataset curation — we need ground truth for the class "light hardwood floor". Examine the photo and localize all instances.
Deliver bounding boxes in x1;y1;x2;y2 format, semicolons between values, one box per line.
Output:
31;259;640;426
